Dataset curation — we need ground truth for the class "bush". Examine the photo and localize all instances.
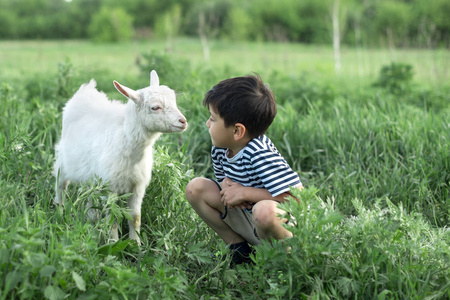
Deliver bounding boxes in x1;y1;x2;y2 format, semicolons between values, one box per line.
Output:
373;1;412;47
0;9;17;38
373;62;414;94
88;6;134;43
154;4;182;40
224;6;253;41
249;0;328;42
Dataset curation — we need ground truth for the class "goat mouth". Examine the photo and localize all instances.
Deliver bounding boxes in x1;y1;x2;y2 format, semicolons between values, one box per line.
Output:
172;124;188;131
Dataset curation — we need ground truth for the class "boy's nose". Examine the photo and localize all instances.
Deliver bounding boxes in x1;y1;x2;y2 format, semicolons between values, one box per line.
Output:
206;119;210;128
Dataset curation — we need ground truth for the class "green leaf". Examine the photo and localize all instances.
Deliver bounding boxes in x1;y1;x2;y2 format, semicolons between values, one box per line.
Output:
5;271;24;294
39;265;56;278
44;285;65;300
26;252;47;268
72;271;86;291
0;248;9;266
377;289;392;300
97;240;133;257
102;266;119;277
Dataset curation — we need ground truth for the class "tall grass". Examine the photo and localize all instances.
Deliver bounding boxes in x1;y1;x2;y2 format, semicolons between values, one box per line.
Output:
269;92;450;226
0;41;449;299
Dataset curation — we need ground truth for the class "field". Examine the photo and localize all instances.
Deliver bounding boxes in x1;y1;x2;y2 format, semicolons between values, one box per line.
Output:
0;39;449;299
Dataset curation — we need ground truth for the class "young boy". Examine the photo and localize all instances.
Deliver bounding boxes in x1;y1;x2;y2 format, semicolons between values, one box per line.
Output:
185;74;302;265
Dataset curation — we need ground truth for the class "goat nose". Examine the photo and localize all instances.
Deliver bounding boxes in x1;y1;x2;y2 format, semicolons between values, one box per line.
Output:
179;117;187;124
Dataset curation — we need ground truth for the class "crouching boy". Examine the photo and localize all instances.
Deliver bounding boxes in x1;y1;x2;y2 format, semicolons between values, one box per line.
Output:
185;74;302;266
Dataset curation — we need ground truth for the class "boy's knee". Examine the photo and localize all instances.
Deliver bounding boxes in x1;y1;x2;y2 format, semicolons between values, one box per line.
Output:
185;177;208;203
185;178;199;202
252;201;278;230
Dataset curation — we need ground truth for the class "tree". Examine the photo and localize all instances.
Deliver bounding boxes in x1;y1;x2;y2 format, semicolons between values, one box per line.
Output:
154;4;182;52
194;1;230;61
88;6;134;43
325;0;354;75
373;1;412;48
412;0;450;47
332;0;342;74
224;5;253;41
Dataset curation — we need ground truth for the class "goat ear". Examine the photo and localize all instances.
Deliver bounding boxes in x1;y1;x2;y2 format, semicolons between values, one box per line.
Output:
113;81;140;102
150;70;159;87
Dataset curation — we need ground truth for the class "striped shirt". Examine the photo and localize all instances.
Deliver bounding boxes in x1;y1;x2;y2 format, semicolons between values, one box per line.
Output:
211;135;302;197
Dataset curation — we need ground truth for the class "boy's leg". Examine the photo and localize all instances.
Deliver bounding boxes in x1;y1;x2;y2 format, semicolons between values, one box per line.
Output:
185;177;245;245
252;200;293;241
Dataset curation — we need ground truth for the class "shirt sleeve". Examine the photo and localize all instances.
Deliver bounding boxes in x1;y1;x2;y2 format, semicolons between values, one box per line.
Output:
250;148;302;197
211;146;226;182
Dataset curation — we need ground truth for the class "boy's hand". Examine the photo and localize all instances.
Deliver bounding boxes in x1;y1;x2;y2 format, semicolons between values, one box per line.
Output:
220;178;253;210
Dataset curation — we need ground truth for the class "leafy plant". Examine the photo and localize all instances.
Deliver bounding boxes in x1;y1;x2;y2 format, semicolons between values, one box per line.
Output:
236;187;450;298
56;58;73;99
88;6;134;43
373;62;414;94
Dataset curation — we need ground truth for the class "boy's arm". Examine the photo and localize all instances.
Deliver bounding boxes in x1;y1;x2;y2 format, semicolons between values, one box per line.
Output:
220;178;300;209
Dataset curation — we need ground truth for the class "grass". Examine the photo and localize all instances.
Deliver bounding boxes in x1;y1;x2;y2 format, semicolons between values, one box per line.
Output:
0;38;449;299
1;38;449;86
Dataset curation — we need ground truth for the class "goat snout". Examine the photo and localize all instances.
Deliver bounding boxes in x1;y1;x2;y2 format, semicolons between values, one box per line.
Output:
171;115;188;132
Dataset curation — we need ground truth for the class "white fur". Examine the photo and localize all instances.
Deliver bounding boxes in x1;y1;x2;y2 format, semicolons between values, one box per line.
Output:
53;70;187;244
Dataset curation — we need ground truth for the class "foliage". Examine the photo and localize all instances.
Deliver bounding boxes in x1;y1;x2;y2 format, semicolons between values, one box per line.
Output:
56;58;74;99
373;62;414;94
154;4;182;42
248;0;328;42
137;51;196;95
411;0;450;47
371;1;412;47
0;0;101;39
236;188;450;298
223;6;253;41
88;6;134;43
1;0;450;47
183;0;232;39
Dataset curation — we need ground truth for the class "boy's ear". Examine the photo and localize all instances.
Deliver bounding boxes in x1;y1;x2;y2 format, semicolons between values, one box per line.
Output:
233;123;247;141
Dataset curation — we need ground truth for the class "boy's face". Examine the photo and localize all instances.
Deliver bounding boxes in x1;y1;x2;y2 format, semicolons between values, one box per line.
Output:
206;108;235;148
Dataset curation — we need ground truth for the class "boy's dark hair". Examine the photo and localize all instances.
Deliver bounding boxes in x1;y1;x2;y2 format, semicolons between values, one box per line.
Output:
203;74;277;138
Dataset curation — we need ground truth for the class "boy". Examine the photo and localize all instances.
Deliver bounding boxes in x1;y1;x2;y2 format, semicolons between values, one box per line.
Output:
185;74;302;265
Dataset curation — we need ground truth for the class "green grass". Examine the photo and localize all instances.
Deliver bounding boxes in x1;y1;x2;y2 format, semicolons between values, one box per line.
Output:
0;39;449;299
1;38;449;86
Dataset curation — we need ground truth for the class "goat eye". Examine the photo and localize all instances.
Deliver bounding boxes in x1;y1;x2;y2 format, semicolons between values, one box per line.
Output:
151;106;162;111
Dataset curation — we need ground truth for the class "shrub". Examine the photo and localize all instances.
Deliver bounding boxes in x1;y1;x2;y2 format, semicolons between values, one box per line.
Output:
154;4;182;40
88;7;134;43
224;6;253;41
249;0;328;42
373;62;414;94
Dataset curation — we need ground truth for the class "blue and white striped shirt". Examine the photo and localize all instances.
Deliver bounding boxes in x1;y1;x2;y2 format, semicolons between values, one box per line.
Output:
211;135;302;197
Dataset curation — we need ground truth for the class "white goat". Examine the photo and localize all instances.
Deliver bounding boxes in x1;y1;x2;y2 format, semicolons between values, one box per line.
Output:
53;70;187;244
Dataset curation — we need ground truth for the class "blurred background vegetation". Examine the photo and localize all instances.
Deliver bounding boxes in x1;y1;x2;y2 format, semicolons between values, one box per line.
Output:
0;0;449;48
